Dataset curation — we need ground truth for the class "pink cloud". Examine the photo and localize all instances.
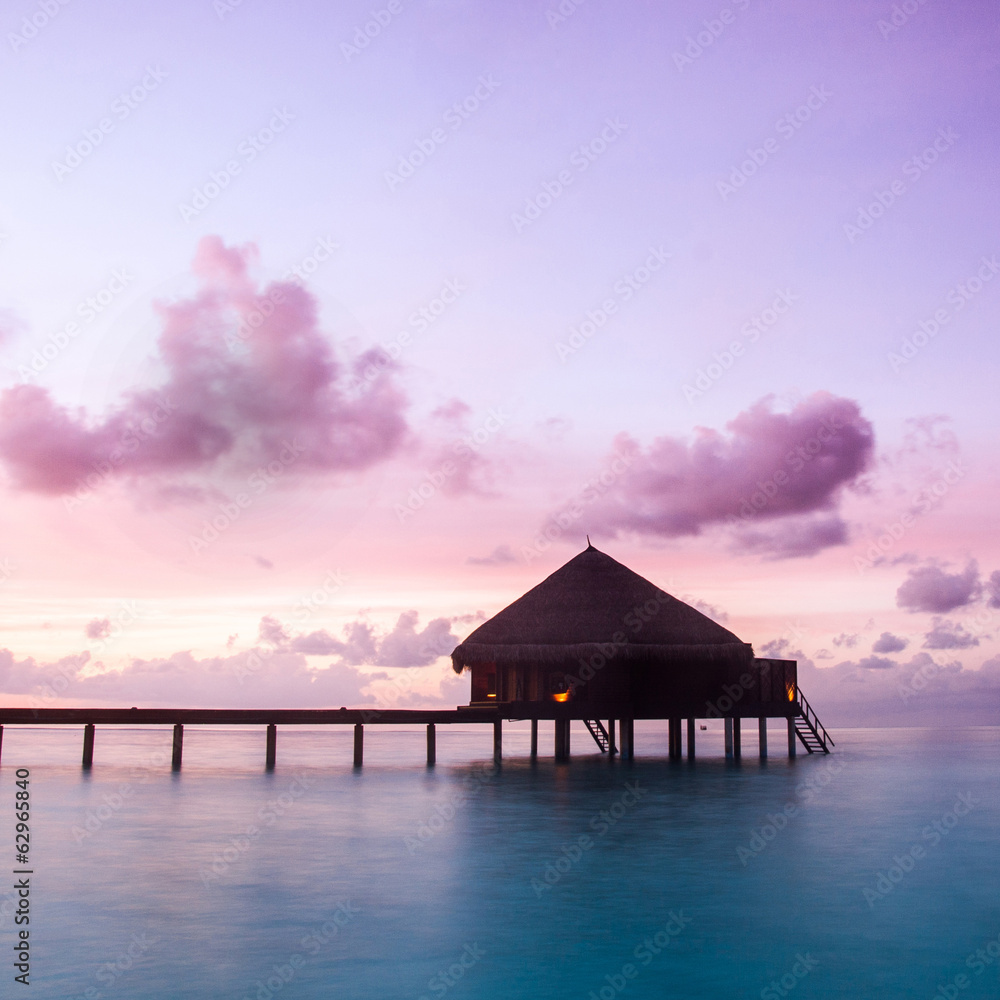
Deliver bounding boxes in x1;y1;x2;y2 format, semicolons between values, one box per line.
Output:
578;392;874;557
896;560;982;613
0;237;409;496
257;609;470;668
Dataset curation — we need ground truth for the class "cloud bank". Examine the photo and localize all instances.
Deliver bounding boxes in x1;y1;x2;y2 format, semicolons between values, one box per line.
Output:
0;237;409;496
579;392;874;558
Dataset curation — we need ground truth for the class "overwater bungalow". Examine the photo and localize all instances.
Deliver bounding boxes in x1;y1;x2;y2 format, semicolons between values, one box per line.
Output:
452;544;832;759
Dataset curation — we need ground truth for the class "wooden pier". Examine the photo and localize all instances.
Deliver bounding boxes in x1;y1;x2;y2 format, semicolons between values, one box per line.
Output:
0;701;831;770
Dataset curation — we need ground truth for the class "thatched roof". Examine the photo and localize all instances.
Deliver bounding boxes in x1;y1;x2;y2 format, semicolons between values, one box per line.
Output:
451;544;752;673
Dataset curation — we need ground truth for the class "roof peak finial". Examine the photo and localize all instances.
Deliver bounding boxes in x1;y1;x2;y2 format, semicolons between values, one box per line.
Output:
586;535;593;550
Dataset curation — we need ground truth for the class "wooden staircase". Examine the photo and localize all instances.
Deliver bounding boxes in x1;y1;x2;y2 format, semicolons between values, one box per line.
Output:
584;719;612;753
793;688;834;754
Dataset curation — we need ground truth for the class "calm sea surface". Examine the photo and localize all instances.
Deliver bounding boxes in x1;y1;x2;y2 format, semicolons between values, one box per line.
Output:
2;723;997;999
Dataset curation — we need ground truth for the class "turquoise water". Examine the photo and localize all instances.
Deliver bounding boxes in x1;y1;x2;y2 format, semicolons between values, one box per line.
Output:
2;724;997;999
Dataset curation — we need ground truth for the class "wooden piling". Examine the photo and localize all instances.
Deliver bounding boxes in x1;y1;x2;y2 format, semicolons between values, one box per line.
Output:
530;719;538;759
758;717;767;759
554;718;570;761
724;717;733;758
0;724;3;766
619;718;634;760
493;720;503;764
353;723;364;766
787;717;797;757
426;723;436;765
265;724;277;769
686;718;695;760
607;719;617;756
82;723;95;767
733;717;742;759
171;723;183;770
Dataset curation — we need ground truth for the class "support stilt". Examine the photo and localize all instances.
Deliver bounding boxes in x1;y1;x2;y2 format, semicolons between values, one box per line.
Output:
82;723;95;768
733;717;742;759
759;717;767;759
787;717;797;758
426;723;436;766
353;723;364;766
265;724;277;770
0;724;4;766
530;719;538;759
686;718;695;760
171;723;183;770
619;718;634;760
554;718;570;761
493;720;502;764
607;719;617;756
724;717;733;758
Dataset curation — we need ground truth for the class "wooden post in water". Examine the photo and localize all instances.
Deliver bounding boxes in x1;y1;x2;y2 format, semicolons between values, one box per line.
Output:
493;720;502;764
353;724;364;766
529;719;538;759
619;718;634;760
787;717;797;757
553;718;570;761
758;717;767;759
82;723;95;767
733;718;742;759
686;718;695;760
171;724;183;770
0;724;4;765
668;717;676;758
724;718;733;758
265;724;277;770
607;719;616;756
426;723;436;765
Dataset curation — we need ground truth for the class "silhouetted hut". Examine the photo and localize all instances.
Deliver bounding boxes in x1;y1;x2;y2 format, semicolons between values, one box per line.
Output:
452;544;830;758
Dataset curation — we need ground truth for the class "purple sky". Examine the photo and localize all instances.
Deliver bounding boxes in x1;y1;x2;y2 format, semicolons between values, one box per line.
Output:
0;0;998;725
